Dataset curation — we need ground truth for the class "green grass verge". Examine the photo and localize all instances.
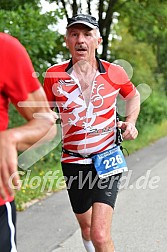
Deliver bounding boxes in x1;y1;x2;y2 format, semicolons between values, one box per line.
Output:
15;157;63;211
15;120;167;211
122;120;167;154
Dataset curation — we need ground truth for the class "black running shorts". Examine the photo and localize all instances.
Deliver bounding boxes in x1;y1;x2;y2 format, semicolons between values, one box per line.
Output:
61;162;122;214
0;200;17;252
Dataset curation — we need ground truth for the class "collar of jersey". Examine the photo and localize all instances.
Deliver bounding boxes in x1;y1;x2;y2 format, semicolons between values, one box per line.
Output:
65;56;106;74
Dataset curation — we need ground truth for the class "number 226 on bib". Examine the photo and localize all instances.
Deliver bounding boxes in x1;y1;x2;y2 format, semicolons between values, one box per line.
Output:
92;146;128;179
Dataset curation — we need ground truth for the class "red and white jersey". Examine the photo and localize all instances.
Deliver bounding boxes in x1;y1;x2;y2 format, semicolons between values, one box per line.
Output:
44;58;136;164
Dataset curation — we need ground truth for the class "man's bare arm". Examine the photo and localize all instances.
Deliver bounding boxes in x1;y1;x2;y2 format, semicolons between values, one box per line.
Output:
0;87;57;199
14;87;57;150
117;90;140;140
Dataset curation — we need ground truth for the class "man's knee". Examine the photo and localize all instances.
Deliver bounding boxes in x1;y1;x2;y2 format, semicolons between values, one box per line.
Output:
78;218;91;240
90;228;111;248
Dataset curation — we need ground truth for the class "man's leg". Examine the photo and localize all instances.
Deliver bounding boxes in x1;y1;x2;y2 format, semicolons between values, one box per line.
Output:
76;203;114;252
62;163;95;252
91;202;114;252
76;208;95;252
62;163;120;251
76;203;115;252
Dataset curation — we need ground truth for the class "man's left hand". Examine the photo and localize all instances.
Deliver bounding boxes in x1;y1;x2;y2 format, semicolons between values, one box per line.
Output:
117;121;138;140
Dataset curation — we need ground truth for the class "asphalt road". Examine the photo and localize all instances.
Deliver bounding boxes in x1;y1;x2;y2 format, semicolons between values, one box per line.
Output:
17;136;167;252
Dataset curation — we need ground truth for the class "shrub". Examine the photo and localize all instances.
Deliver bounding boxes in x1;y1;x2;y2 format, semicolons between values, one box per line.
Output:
137;91;167;132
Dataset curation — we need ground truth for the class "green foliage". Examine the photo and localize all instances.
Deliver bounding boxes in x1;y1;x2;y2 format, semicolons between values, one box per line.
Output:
15;136;62;210
123;119;167;154
8;104;26;129
137;91;167;132
0;0;39;10
109;26;157;89
123;0;167;44
0;2;66;82
107;16;167;134
119;0;167;92
15;159;63;211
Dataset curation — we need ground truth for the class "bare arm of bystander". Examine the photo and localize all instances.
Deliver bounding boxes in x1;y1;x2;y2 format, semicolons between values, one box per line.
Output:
0;87;57;200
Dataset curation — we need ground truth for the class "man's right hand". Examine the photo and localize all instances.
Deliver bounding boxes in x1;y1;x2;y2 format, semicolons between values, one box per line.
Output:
0;130;21;200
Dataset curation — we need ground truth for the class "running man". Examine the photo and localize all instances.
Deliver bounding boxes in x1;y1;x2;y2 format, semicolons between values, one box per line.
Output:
44;14;140;252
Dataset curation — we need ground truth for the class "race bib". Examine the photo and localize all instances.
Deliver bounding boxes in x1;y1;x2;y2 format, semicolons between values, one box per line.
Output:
92;146;128;178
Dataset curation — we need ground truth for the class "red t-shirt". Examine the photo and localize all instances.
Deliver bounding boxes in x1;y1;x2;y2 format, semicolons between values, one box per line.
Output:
0;33;40;206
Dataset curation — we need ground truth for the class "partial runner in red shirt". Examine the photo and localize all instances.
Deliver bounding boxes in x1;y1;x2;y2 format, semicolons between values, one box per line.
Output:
0;33;56;252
